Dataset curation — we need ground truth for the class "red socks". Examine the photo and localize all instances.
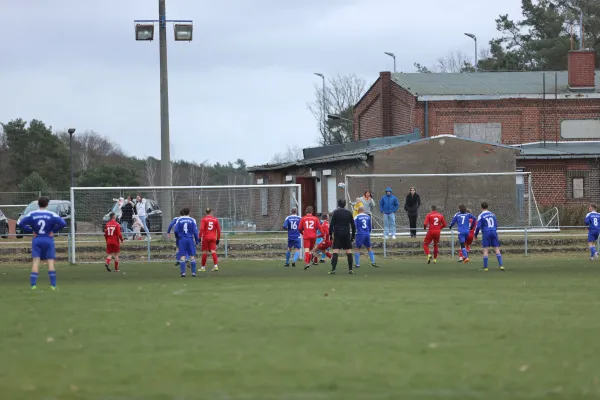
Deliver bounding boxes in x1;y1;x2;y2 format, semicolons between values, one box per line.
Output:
423;244;430;255
201;254;208;266
326;252;332;259
114;261;119;270
212;253;218;265
105;257;111;265
433;245;439;259
304;252;311;265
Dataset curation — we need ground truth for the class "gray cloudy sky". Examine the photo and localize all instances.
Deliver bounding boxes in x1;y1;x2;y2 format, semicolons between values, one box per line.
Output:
0;0;522;166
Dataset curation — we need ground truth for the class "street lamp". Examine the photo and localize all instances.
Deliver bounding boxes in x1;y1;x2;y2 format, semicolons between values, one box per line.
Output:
384;52;396;73
314;73;326;138
68;128;76;188
464;33;478;71
134;0;193;238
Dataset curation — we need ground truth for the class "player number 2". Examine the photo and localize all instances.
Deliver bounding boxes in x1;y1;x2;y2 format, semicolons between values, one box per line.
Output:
485;217;495;227
107;226;115;236
305;220;314;229
208;221;214;230
433;217;439;225
38;220;46;234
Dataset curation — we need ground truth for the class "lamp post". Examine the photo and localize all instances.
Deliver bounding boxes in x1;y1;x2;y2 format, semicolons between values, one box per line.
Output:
464;33;478;71
68;128;76;188
314;73;326;138
384;52;396;73
134;0;193;237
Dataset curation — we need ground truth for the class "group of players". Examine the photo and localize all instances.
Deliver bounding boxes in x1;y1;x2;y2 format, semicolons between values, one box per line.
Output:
283;199;505;272
102;207;222;277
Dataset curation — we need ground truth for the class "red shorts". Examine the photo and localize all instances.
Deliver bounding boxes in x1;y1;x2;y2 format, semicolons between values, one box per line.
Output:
303;238;316;250
106;243;120;254
466;232;475;245
202;239;217;252
317;240;332;251
424;232;440;246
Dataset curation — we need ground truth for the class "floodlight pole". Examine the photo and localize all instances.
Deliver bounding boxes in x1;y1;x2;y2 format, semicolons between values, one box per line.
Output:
158;0;172;238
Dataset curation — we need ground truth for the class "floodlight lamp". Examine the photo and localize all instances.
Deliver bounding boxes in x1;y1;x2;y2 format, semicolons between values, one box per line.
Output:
174;24;193;41
135;24;154;41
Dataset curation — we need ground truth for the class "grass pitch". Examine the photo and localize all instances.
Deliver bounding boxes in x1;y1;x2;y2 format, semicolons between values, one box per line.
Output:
1;256;600;400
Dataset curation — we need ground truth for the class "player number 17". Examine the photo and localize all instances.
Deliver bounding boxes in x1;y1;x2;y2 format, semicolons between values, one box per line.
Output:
107;226;115;236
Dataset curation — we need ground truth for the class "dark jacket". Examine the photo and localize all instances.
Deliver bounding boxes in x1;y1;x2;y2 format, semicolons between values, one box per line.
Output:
379;187;399;214
121;202;135;223
404;193;421;217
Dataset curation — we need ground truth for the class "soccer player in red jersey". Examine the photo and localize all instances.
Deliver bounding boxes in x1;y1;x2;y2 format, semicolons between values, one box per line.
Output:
465;208;476;254
298;206;322;269
309;213;332;268
104;212;124;272
199;208;221;272
423;205;447;264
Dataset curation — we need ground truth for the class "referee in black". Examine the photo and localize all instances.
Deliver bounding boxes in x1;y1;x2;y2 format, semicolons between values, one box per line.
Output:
328;198;356;274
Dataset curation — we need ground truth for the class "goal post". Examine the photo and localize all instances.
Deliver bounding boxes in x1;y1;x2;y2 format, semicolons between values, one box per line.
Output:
69;184;301;264
345;172;550;235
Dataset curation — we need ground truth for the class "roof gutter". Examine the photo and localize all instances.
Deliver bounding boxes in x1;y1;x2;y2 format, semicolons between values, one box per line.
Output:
517;155;600;160
417;93;600;101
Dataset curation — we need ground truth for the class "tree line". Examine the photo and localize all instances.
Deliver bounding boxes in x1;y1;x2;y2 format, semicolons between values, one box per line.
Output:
0;118;251;193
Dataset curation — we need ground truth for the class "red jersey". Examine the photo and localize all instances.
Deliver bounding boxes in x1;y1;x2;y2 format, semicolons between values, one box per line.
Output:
299;214;322;239
200;215;221;241
469;216;476;233
319;221;330;239
104;220;123;244
424;212;447;233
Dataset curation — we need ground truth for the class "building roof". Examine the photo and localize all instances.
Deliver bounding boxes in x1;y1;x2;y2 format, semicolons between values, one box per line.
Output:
515;141;600;159
391;70;600;101
249;135;515;172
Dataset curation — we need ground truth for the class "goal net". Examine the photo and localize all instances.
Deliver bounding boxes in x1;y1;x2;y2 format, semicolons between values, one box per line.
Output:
345;172;554;235
69;184;300;263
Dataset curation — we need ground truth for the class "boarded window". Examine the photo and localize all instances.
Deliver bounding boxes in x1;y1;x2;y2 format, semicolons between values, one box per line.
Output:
561;120;600;139
573;178;584;199
454;123;501;143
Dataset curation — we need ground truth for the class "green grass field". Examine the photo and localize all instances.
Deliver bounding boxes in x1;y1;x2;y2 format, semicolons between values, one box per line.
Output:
2;256;600;400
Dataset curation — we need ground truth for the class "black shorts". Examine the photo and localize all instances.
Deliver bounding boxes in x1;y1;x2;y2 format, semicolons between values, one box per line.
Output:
332;233;352;250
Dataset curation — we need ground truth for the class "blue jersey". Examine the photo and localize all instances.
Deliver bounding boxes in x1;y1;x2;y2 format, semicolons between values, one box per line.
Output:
175;216;199;243
450;212;476;233
585;212;600;232
475;210;498;236
167;217;180;234
18;210;67;236
283;215;301;240
355;213;372;236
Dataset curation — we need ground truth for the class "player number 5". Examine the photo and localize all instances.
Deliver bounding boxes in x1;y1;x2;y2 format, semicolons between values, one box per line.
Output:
208;221;214;230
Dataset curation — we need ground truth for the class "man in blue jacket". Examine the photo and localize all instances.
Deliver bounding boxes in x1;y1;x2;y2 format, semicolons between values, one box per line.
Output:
379;187;399;239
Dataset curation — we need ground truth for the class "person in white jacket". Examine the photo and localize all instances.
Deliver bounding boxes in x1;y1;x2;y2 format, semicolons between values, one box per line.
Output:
135;194;151;239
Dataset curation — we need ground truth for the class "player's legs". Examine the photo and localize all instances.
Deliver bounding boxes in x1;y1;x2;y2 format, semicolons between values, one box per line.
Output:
482;235;490;270
285;246;292;266
179;240;194;276
330;235;344;273
588;232;599;259
45;242;57;288
30;257;41;288
354;235;364;267
492;234;503;270
210;245;218;271
113;254;120;271
432;235;440;262
303;238;315;267
423;234;433;262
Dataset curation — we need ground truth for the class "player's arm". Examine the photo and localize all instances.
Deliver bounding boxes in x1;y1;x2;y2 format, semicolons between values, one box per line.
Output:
469;214;477;231
167;218;177;234
117;224;124;243
441;216;447;229
474;216;482;238
423;215;429;230
328;214;335;240
215;219;221;244
193;221;200;244
298;217;305;234
449;215;457;229
315;218;323;234
282;217;289;231
54;216;68;232
350;212;356;239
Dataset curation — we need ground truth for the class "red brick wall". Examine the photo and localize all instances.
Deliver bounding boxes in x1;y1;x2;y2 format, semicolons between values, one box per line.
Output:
353;79;383;140
568;50;596;88
390;84;418;136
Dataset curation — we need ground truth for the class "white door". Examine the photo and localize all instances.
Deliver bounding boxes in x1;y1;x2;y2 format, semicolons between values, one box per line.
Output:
327;177;337;212
315;179;322;213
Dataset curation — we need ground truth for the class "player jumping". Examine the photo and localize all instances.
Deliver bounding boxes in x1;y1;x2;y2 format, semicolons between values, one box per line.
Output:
584;204;600;260
17;197;67;290
174;208;199;277
283;208;301;267
104;212;124;272
310;213;332;266
354;206;378;268
423;205;447;264
199;208;221;272
299;206;322;270
449;204;476;263
474;202;504;271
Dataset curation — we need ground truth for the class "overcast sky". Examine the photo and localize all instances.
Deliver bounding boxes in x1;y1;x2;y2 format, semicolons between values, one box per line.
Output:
0;0;523;166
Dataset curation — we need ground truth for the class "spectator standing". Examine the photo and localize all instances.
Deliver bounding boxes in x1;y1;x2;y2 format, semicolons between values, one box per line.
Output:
360;191;376;215
120;196;135;240
135;194;151;239
404;187;421;238
379;187;399;239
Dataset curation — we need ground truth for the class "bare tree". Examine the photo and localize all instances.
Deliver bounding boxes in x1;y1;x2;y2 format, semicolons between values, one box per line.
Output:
307;74;367;145
75;130;122;170
270;145;303;164
145;157;158;201
415;50;476;73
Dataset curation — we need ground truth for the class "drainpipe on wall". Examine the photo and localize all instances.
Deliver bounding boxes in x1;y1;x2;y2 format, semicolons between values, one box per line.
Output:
424;101;429;138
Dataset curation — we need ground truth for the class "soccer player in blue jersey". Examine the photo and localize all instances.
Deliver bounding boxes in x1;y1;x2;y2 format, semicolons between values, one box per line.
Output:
283;207;301;267
584;204;600;260
449;204;477;263
17;197;67;290
474;202;504;271
354;206;378;268
168;209;185;267
174;208;199;277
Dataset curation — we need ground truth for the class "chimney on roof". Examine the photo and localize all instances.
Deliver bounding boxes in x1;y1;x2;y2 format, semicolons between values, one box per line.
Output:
568;49;596;90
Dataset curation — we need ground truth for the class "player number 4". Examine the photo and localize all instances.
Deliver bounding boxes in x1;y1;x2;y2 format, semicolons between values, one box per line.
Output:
183;223;189;234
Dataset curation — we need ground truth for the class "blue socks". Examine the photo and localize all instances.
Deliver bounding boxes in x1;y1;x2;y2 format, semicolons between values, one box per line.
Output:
496;253;503;266
368;251;375;263
30;272;38;287
293;252;300;262
321;253;326;260
483;257;489;269
462;248;468;259
179;260;186;275
354;253;360;266
591;246;596;258
285;251;291;264
191;260;197;274
48;271;57;287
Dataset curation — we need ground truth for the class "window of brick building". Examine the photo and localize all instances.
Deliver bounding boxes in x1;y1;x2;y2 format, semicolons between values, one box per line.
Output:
454;123;501;143
573;178;584;199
